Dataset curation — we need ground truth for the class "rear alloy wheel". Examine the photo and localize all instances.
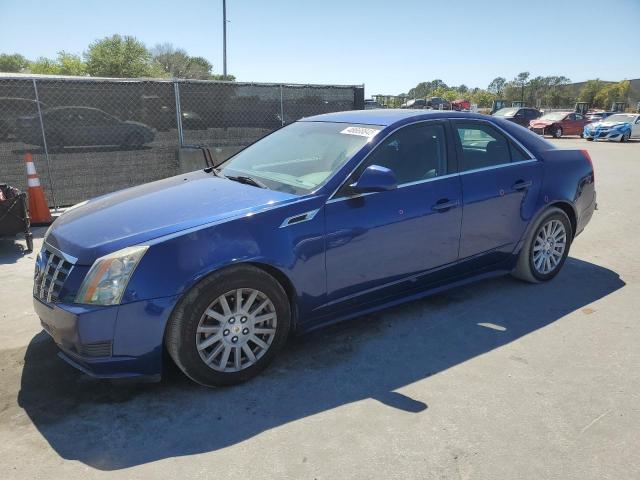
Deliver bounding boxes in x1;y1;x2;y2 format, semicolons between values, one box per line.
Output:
553;126;563;138
165;265;291;387
512;207;572;283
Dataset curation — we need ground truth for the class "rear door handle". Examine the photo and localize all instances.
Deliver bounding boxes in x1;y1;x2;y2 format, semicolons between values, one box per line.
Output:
432;199;459;212
512;180;532;191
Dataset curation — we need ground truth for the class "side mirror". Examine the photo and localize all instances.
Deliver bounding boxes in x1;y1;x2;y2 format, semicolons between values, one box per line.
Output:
350;165;397;193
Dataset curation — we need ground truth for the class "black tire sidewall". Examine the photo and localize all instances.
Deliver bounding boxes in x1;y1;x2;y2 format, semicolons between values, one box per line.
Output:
527;210;572;282
166;266;291;387
554;126;562;138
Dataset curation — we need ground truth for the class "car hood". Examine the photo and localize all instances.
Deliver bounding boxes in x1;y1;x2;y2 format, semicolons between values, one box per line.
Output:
45;170;299;265
530;120;554;126
587;121;630;129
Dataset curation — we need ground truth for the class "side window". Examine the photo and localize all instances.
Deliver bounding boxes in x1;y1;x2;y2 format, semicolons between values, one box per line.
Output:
358;123;447;185
337;122;448;197
567;113;576;121
575;113;583;120
455;122;530;171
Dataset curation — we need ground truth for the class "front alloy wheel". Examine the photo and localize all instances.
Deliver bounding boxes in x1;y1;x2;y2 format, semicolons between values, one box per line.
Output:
553;126;563;138
196;288;277;372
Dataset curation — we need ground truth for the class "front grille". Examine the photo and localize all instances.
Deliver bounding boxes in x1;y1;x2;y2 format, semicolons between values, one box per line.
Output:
77;341;113;358
34;246;75;303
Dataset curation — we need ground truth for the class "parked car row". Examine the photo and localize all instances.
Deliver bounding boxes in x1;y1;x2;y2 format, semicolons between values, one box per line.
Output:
492;106;640;142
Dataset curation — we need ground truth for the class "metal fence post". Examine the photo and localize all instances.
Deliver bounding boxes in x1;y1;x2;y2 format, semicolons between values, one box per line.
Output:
173;79;184;147
279;84;285;127
32;78;58;209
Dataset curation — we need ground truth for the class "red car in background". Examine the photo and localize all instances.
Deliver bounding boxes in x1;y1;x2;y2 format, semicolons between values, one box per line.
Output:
451;99;471;111
529;111;590;138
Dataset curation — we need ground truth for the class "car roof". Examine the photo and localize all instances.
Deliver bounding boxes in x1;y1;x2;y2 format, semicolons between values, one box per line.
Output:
301;109;488;126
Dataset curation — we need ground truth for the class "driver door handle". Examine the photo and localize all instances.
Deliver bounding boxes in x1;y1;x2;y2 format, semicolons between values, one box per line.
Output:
512;180;532;191
432;199;459;212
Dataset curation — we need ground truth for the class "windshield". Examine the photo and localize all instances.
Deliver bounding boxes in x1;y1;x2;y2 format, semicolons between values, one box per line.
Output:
219;121;381;195
604;114;636;123
493;108;518;117
540;112;569;121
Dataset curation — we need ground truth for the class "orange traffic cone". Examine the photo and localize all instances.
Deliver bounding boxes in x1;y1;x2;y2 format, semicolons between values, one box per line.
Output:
25;153;53;225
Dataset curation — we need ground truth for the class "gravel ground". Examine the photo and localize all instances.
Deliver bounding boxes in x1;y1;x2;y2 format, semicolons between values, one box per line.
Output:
0;138;638;479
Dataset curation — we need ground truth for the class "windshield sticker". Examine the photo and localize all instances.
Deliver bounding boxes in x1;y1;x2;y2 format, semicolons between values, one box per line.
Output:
340;126;380;138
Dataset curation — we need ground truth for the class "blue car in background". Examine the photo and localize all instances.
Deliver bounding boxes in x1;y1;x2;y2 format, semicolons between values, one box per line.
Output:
34;110;596;386
584;113;640;142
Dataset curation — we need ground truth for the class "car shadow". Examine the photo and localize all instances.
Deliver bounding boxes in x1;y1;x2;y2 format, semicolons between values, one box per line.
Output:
0;227;45;264
15;257;624;471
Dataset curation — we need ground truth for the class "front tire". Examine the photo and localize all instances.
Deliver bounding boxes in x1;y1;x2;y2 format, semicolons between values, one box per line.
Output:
552;126;563;138
512;207;572;283
165;265;291;387
621;131;630;142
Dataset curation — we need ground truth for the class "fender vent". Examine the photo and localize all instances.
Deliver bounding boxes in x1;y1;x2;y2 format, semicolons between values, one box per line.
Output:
279;209;320;228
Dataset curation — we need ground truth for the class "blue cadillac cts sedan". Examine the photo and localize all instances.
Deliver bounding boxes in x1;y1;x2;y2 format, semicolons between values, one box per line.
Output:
34;110;596;386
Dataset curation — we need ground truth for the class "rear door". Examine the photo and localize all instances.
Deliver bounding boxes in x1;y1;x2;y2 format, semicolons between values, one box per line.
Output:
453;120;543;265
564;113;580;135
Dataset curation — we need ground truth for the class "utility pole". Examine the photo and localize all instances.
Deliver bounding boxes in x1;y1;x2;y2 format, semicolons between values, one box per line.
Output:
222;0;227;77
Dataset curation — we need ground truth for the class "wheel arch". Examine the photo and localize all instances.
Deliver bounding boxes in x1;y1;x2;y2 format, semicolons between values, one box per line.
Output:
548;201;577;239
246;261;299;330
169;260;300;334
515;200;578;257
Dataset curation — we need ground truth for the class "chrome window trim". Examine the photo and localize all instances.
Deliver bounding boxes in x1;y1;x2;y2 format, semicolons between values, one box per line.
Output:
326;116;540;204
459;158;538;176
325;172;461;204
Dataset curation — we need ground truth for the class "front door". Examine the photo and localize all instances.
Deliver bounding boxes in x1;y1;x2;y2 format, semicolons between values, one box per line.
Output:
323;121;462;308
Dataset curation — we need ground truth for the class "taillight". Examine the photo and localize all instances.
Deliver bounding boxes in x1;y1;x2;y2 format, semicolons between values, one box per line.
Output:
581;149;594;181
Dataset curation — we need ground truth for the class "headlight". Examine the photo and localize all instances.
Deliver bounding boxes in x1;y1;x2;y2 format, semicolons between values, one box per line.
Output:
75;245;148;305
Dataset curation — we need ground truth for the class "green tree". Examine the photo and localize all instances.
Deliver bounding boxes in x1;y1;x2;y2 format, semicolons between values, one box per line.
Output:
514;72;530;102
470;89;495;108
85;34;155;77
152;43;189;77
578;80;604;107
487;77;506;96
57;51;86;76
0;53;29;72
185;56;213;79
152;44;216;79
29;57;59;74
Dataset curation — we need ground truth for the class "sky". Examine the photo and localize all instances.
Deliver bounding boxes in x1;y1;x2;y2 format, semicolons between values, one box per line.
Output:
1;0;639;96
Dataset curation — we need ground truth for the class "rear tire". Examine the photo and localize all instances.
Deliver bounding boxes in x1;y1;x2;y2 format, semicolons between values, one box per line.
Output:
512;207;572;283
165;265;291;387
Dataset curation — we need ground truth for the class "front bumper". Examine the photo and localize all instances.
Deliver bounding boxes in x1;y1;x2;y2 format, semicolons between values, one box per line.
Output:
583;129;623;141
529;126;548;135
34;294;180;379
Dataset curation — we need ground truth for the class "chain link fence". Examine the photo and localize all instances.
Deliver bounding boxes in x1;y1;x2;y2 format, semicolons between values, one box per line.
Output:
0;74;364;207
